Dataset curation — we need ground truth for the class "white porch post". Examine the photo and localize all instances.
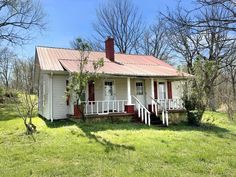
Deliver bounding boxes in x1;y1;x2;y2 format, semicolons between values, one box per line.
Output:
127;77;131;104
151;78;154;112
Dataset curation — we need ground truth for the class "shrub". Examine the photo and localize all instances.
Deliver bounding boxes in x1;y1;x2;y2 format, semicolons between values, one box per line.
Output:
4;90;19;98
187;110;201;126
183;95;205;126
0;89;19;104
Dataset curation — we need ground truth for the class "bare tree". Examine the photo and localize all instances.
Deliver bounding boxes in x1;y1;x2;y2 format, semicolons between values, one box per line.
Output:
163;1;234;111
163;0;236;34
87;39;104;52
224;49;236;100
12;57;35;92
0;0;45;45
196;0;236;32
0;47;15;89
140;18;173;62
228;58;236;100
11;59;38;135
93;0;144;54
164;6;202;74
217;73;235;120
196;5;233;110
12;59;22;90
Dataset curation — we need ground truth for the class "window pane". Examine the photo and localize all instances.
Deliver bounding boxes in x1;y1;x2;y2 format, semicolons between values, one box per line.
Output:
158;83;166;99
136;82;143;95
105;81;113;96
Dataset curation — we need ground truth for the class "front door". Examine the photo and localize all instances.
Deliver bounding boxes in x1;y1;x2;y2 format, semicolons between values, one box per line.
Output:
104;81;114;112
158;82;166;108
136;81;145;106
158;82;166;100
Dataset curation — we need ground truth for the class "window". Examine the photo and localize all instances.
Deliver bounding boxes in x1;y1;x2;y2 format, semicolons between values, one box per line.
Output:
158;82;166;99
136;82;144;95
105;81;113;96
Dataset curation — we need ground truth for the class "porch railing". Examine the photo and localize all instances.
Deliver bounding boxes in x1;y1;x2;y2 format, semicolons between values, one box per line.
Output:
156;99;184;111
132;95;151;126
81;100;128;115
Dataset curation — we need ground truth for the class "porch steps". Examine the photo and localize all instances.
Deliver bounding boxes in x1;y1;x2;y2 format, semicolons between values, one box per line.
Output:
131;111;163;125
150;113;162;125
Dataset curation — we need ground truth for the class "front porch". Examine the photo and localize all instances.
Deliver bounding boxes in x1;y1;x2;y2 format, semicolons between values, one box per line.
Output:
70;76;185;126
79;98;184;116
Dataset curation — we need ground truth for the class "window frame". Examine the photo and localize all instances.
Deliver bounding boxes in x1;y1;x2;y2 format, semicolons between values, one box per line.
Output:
136;81;144;95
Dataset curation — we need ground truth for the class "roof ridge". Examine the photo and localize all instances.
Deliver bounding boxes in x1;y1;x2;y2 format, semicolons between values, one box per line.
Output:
36;46;159;57
36;45;75;51
115;52;152;57
36;46;106;54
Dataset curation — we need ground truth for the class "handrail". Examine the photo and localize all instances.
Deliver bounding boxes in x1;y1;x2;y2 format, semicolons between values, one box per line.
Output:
149;96;158;116
132;95;151;126
132;95;149;112
150;96;161;106
150;96;169;126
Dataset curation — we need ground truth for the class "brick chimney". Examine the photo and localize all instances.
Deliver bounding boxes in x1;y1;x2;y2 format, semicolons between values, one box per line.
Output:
105;37;115;62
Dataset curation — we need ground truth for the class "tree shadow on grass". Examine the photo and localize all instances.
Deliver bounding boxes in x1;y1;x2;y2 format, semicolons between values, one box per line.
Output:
167;122;228;132
43;118;137;152
166;122;236;140
42;118;235;151
78;124;136;153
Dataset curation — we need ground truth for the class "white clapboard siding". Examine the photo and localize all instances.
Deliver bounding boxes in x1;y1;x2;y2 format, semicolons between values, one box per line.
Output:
38;73;43;116
52;75;68;119
172;81;183;99
38;73;50;120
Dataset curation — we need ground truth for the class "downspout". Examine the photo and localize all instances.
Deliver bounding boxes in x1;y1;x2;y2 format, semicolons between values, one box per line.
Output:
50;72;53;122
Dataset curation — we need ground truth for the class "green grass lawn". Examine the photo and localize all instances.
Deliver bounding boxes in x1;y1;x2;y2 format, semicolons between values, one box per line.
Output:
1;104;236;177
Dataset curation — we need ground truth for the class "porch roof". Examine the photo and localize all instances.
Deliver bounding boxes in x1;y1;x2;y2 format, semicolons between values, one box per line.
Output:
36;46;191;78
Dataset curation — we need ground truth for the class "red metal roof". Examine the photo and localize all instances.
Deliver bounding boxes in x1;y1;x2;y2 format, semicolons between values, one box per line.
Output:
36;46;191;77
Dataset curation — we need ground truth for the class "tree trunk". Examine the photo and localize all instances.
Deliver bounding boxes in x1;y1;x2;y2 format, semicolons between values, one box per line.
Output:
24;118;36;135
232;80;236;101
208;88;216;111
5;79;9;89
76;99;86;121
208;92;216;112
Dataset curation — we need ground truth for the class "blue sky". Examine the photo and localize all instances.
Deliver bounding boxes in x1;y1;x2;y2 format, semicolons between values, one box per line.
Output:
16;0;194;58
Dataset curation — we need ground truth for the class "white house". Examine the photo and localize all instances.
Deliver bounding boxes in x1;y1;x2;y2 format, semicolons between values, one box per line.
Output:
35;37;190;125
